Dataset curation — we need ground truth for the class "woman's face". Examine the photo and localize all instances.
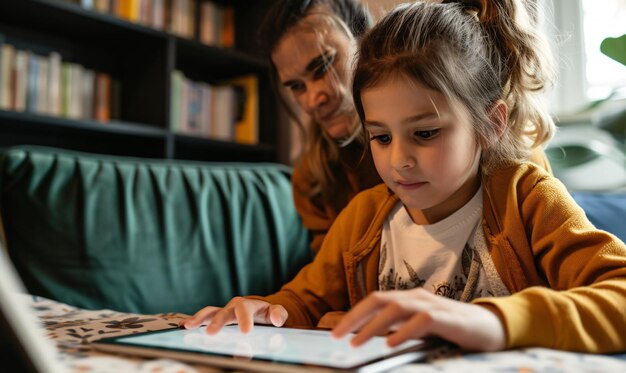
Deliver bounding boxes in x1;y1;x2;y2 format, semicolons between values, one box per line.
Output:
271;13;355;140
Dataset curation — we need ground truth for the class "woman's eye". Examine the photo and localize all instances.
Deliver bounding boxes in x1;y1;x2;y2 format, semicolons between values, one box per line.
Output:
313;63;331;79
288;82;305;93
370;134;391;145
415;129;440;139
313;54;336;79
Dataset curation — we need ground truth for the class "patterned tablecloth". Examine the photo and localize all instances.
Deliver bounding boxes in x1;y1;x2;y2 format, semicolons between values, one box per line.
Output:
26;295;626;373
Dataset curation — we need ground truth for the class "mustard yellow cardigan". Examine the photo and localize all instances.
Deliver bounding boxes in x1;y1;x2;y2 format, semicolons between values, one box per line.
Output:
259;162;626;353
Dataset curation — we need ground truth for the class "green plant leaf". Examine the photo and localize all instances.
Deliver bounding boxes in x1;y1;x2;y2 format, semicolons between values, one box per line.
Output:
601;34;626;67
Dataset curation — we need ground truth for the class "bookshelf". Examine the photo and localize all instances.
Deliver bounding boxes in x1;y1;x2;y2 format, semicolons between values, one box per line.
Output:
0;0;280;162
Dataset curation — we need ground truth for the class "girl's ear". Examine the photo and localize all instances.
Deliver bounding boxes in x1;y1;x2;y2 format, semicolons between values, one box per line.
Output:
489;100;508;139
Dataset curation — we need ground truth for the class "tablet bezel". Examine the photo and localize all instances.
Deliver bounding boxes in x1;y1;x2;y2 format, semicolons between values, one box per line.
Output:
92;325;433;373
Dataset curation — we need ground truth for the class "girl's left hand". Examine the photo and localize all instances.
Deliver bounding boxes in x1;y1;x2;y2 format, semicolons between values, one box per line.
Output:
331;288;506;352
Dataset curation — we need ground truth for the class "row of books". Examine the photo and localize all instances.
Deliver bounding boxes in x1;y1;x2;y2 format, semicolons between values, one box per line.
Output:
71;0;235;47
170;71;258;144
0;36;116;121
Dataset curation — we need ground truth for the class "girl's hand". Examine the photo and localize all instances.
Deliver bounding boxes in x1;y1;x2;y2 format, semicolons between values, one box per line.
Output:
178;297;288;335
331;288;506;352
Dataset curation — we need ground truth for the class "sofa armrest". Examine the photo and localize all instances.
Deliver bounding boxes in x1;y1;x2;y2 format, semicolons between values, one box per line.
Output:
0;146;312;314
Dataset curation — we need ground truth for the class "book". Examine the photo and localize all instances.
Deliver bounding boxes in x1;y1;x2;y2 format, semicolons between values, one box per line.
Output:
13;49;30;112
94;71;111;122
169;69;184;132
81;68;95;119
0;42;15;110
47;52;62;116
199;1;218;45
221;6;234;48
152;0;164;29
93;0;110;13
198;81;212;138
211;85;235;141
36;57;49;115
26;54;39;113
225;75;258;145
69;63;83;119
117;0;140;22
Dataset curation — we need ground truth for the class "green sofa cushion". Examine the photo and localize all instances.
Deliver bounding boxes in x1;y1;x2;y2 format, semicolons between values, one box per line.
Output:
0;146;312;314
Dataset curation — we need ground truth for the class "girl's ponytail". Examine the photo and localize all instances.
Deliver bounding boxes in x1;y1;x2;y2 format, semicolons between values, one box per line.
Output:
353;0;556;174
465;0;556;151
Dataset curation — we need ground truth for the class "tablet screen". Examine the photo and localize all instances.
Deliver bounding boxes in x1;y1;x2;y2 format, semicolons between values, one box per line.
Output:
105;325;425;369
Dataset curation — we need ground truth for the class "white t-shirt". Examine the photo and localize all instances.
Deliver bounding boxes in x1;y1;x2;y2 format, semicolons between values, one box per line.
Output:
378;187;510;301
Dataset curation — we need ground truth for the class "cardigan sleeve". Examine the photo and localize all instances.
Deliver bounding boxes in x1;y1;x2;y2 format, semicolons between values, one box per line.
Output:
246;198;355;327
474;177;626;353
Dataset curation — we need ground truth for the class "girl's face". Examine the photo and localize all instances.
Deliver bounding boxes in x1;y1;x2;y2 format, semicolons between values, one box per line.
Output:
362;76;482;225
272;13;355;140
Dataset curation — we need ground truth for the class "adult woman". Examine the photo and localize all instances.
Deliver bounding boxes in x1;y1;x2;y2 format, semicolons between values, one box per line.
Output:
259;0;381;253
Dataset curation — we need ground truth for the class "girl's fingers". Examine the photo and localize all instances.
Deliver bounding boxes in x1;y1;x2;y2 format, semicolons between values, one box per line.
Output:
205;308;237;334
386;311;438;347
268;304;288;327
350;299;425;347
179;306;221;329
234;301;256;334
332;292;391;338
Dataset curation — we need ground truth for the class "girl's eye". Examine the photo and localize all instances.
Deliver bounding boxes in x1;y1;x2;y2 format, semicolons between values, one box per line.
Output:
370;134;391;145
415;129;440;139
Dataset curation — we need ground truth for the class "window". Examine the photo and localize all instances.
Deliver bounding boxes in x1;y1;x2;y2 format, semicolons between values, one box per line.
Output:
582;0;626;100
543;0;626;114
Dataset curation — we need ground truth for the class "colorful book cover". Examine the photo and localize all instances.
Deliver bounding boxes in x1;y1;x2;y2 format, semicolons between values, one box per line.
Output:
224;74;258;145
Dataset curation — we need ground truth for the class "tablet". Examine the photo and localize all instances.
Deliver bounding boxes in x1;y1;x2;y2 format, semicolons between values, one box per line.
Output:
92;325;432;372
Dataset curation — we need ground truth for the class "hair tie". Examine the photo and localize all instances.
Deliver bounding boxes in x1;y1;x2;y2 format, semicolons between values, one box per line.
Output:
442;0;484;22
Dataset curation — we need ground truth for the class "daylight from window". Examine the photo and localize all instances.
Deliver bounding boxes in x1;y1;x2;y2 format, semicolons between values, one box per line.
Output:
582;0;626;100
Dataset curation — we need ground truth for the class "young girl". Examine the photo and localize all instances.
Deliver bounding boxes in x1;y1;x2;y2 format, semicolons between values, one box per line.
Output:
182;0;626;353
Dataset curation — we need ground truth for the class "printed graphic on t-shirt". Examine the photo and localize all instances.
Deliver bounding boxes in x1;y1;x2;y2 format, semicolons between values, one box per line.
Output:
379;241;493;301
378;243;426;290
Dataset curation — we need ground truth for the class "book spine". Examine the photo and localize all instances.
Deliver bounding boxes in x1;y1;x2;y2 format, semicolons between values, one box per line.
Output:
26;54;39;113
13;50;30;112
47;52;62;116
95;72;111;122
169;70;183;132
37;58;49;115
0;44;15;110
81;69;95;120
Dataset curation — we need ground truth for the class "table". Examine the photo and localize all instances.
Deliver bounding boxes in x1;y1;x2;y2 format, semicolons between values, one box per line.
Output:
26;295;626;373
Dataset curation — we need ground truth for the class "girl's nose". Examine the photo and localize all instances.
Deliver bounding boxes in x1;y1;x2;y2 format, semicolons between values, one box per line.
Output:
390;140;417;170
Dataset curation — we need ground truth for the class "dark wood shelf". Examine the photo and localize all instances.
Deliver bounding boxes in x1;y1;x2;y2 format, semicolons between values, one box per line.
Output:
172;134;276;162
0;0;280;163
0;110;166;138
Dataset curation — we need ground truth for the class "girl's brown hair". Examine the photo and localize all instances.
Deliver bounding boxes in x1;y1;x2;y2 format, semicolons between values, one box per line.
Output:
353;0;556;175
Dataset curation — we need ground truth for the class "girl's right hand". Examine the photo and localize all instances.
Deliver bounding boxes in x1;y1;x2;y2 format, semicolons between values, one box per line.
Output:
178;297;288;335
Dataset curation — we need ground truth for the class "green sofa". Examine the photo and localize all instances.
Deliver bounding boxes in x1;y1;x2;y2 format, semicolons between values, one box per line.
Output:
0;146;312;315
